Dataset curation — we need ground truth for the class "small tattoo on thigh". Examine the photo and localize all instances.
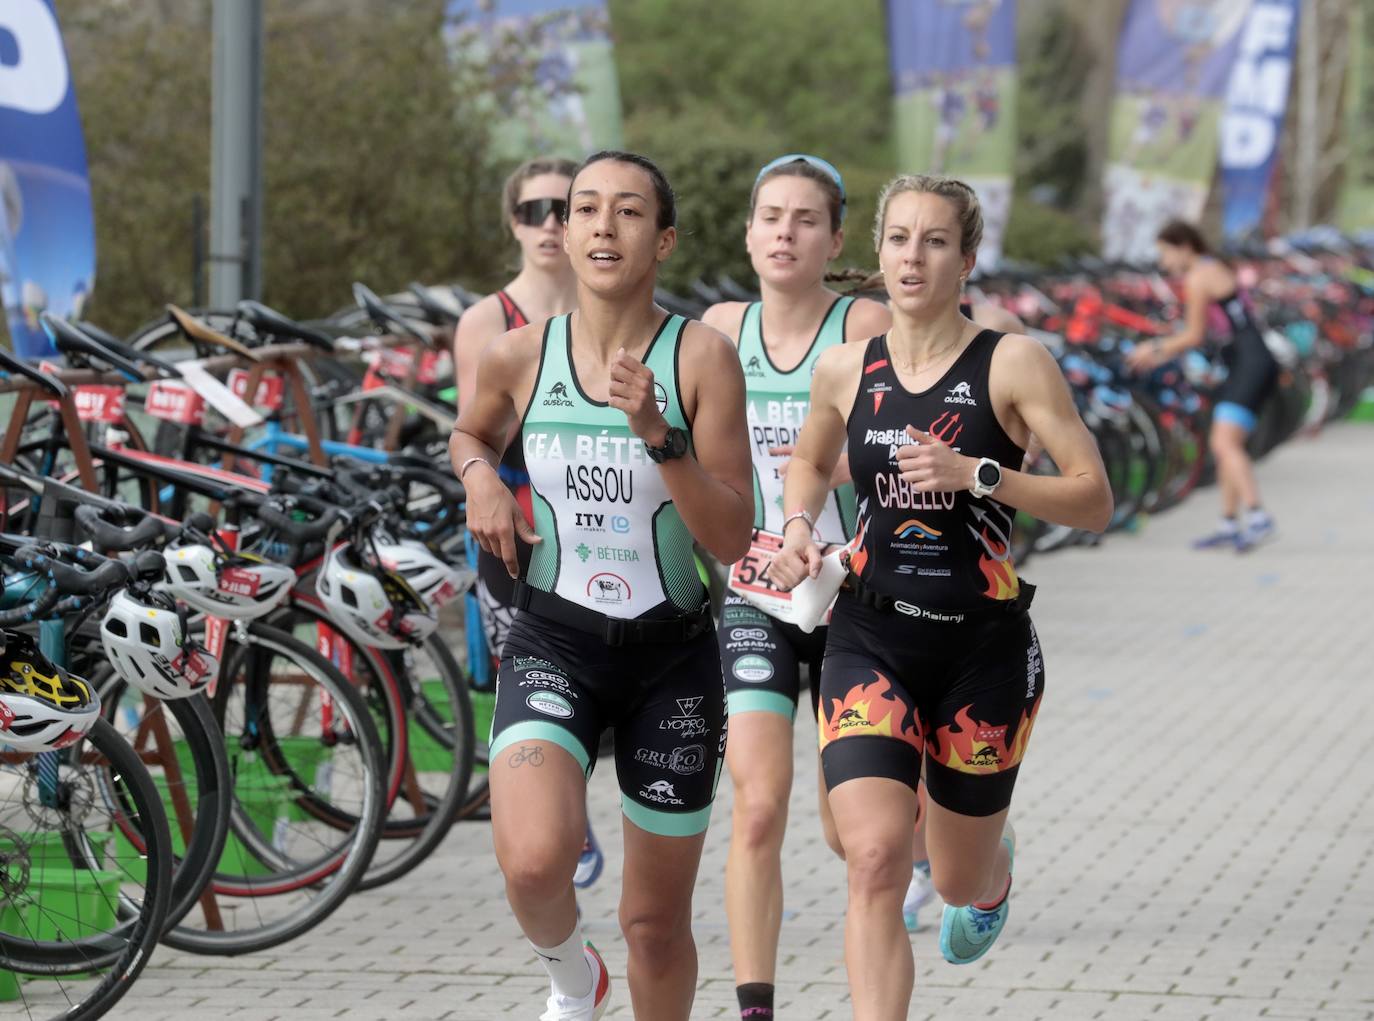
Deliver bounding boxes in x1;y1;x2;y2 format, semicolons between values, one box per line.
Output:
508;744;545;768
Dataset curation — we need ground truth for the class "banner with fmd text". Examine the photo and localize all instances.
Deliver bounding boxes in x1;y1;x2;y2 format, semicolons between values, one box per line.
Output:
1219;0;1300;241
1103;0;1252;262
445;0;624;161
887;0;1017;268
0;0;96;359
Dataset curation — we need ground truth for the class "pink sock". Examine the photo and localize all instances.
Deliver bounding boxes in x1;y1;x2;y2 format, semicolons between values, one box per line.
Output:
973;871;1011;911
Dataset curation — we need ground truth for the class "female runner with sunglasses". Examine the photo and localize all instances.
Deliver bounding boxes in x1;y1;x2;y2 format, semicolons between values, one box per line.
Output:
769;175;1111;1019
454;160;610;887
455;158;581;674
701;153;889;1021
452;151;753;1021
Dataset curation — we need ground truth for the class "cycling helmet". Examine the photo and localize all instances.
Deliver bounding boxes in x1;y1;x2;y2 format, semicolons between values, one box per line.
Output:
0;632;100;752
374;539;473;612
100;588;219;700
315;542;437;649
160;544;294;619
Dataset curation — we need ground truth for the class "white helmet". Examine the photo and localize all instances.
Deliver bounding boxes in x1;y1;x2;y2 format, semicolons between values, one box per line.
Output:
0;632;101;753
315;542;437;650
159;544;294;620
100;589;220;700
374;539;473;612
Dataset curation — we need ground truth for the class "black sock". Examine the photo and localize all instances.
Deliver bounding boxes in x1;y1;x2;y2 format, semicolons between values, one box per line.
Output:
738;982;774;1019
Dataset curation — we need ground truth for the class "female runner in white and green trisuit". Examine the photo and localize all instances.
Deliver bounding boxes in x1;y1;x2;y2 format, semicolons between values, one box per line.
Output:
451;151;753;1021
701;154;889;1021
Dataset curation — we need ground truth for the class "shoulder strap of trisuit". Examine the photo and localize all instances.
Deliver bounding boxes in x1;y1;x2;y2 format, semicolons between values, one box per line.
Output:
497;290;528;330
735;301;762;357
534;314;570;392
819;294;856;345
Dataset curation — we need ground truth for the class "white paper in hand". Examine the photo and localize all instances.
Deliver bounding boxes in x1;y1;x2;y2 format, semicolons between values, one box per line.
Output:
726;530;851;633
786;544;850;633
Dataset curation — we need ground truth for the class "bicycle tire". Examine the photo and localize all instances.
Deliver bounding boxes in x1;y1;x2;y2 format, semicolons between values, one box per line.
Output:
160;620;385;956
0;718;173;1020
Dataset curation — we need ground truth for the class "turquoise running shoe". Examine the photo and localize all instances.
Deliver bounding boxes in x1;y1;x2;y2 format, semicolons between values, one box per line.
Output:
939;826;1015;965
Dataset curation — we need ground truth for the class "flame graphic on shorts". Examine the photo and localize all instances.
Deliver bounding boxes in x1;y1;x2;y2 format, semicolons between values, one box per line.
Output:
977;531;1020;600
818;672;922;753
930;699;1040;775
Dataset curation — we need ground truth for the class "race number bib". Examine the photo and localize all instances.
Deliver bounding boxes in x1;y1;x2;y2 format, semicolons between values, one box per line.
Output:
727;530;849;632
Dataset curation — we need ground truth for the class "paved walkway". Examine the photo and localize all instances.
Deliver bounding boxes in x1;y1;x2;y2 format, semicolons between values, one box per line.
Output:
116;423;1374;1020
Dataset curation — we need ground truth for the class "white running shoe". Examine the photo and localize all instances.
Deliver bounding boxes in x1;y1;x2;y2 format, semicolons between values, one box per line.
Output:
540;943;611;1021
903;862;934;932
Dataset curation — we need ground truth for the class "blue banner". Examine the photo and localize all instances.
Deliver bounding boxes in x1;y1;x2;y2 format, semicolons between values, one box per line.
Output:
888;0;1018;268
1219;0;1300;240
0;0;96;359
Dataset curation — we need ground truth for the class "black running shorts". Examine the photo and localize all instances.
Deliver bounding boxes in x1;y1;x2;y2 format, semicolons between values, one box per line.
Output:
717;594;826;723
491;610;726;837
817;592;1044;817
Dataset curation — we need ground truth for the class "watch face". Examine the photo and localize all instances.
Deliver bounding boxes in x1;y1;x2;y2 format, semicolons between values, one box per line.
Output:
669;427;688;456
977;462;1001;486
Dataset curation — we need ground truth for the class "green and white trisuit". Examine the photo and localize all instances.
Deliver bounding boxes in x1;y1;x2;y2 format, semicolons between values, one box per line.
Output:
489;313;726;837
719;296;858;721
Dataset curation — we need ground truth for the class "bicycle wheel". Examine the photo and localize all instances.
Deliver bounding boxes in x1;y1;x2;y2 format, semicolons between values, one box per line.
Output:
269;597;475;890
0;718;173;1020
91;670;233;934
355;635;475;890
160;620;385;955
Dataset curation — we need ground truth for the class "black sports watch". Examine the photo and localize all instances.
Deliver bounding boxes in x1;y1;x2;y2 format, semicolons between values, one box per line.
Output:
646;426;689;464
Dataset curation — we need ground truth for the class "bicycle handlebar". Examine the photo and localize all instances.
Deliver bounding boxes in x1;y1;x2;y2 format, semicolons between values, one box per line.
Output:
73;503;175;552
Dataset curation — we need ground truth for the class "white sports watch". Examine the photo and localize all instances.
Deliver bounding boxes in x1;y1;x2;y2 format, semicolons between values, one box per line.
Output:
971;457;1002;498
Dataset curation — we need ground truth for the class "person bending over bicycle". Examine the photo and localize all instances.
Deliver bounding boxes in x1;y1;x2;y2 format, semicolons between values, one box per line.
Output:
1125;219;1279;552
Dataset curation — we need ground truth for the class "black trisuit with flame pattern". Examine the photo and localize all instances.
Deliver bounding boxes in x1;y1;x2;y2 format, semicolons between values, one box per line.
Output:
818;329;1044;816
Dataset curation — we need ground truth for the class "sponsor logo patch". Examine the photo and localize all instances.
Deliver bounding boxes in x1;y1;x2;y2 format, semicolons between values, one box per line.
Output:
526;691;573;719
732;654;774;683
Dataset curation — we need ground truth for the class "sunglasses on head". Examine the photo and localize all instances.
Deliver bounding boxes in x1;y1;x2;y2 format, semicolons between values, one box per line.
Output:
513;198;568;227
754;154;847;221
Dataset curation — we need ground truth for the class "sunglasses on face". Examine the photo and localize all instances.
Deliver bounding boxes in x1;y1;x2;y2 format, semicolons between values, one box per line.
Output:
513;198;568;227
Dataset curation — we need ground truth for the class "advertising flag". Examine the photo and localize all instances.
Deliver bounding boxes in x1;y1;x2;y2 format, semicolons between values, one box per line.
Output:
446;0;624;160
888;0;1018;268
1337;0;1373;231
1218;0;1300;240
1102;0;1252;262
0;0;96;358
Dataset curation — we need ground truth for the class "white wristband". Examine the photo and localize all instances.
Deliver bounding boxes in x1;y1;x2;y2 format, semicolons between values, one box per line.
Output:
782;509;815;535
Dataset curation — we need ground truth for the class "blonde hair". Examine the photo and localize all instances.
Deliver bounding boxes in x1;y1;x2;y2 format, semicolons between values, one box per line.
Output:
872;175;983;256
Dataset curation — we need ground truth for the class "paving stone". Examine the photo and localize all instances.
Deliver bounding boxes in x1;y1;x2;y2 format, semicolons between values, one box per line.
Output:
103;423;1374;1019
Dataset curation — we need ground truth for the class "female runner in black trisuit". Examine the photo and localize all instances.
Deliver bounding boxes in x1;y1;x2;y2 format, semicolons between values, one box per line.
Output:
768;175;1112;1020
1126;219;1279;551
